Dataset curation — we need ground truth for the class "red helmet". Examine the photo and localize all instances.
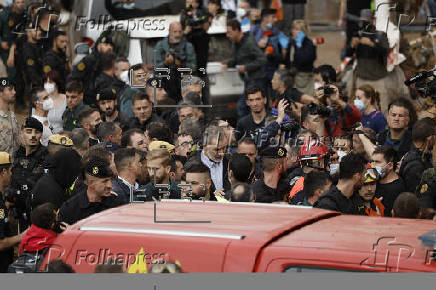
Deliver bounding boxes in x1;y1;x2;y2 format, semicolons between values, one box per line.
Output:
299;139;329;162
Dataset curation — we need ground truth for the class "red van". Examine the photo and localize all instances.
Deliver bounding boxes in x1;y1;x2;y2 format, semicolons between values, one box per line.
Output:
41;200;436;273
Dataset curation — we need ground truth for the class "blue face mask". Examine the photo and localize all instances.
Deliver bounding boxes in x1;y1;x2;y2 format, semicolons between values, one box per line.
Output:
266;22;273;29
123;2;136;9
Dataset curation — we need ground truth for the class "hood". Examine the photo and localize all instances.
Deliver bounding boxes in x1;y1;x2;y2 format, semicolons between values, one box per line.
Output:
48;149;81;189
19;225;57;255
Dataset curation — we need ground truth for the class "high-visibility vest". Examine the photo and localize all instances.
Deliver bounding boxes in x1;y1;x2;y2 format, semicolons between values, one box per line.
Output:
288;176;305;201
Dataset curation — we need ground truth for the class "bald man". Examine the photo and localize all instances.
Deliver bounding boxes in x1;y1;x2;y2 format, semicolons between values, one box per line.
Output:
155;21;197;70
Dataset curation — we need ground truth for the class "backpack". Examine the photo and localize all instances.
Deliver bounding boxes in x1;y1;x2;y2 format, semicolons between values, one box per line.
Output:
7;248;49;273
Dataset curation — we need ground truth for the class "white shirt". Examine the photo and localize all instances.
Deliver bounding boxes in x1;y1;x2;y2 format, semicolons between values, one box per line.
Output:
201;150;224;190
32;114;53;147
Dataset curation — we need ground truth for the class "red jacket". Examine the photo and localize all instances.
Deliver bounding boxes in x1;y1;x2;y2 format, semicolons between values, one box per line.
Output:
19;225;57;255
326;104;362;138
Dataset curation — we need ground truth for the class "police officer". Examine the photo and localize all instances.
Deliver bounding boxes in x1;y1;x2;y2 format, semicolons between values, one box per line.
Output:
58;158;126;225
0;152;26;273
43;30;71;93
416;169;436;209
252;146;288;203
20;23;43;97
62;81;86;131
68;33;114;106
11;117;49;226
0;78;20;159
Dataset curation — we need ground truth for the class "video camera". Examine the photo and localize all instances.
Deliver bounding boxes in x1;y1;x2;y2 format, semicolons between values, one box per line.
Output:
307;102;335;118
404;69;436;100
3;188;29;225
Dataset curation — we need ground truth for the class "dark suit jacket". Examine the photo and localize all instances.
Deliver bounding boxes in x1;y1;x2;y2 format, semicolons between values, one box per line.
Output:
112;177;131;203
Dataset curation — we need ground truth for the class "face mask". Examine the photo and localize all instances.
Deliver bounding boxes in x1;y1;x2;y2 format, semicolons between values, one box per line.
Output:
120;70;130;85
123;2;136;9
42;98;54;111
314;81;323;91
329;163;339;176
353;99;365;111
44;82;55;95
337;150;347;162
266;22;273;29
374;165;386;179
236;8;247;20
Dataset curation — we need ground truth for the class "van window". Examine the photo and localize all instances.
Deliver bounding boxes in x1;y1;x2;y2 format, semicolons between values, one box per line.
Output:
283;265;371;273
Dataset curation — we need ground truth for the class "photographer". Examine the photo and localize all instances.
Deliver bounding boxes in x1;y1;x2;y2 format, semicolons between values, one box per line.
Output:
0;152;26;273
319;84;362;138
155;21;197;71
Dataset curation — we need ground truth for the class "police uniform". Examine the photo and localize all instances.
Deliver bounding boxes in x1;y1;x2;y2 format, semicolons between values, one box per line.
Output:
62;102;86;132
69;35;113;106
11;118;48;213
19;35;43;94
58;160;126;225
0;152;14;272
252;146;287;203
0;79;20;159
43;49;70;93
416;168;436;209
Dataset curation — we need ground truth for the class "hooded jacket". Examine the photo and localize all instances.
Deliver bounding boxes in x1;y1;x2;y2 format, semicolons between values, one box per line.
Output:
31;149;81;210
18;224;57;255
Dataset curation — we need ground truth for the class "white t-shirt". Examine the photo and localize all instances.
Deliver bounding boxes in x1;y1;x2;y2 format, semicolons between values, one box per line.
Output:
32;114;53;147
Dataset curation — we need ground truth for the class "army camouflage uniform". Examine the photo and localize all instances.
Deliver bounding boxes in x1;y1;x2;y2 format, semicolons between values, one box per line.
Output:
0;108;20;159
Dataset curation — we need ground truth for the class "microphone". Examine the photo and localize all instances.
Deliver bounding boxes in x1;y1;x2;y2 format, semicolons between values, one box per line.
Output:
404;70;436;86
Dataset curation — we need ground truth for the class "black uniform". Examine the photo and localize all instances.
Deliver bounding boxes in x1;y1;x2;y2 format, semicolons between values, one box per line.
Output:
0;197;14;273
314;186;361;214
252;179;282;203
19;41;43;94
416;168;436;209
69;51;102;106
123;114;163;132
58;187;126;225
399;146;433;193
43;49;70;93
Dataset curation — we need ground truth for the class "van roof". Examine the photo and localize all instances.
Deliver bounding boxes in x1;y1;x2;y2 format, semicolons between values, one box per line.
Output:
72;201;339;244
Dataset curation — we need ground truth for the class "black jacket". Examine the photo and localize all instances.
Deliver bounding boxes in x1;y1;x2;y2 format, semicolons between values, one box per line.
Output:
123;114;163;132
291;37;317;73
43;49;70;93
31;149;81;210
314;185;360;214
112;177;131;203
399;146;433;193
59;187;126;225
376;129;412;163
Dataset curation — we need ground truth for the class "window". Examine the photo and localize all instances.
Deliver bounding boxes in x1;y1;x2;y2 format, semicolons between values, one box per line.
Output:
283;265;369;273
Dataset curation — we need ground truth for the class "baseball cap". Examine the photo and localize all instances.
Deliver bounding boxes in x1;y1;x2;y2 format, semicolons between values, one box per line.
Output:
85;159;115;179
148;141;175;153
23;117;43;132
0;152;11;166
49;134;73;146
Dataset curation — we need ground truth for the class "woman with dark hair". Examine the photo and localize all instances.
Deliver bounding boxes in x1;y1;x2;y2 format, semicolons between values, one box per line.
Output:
43;71;66;134
354;84;387;134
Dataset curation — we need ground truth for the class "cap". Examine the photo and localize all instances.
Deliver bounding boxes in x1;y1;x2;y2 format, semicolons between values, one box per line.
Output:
260;146;287;159
49;134;73;146
96;88;117;102
261;8;277;19
23;117;43;132
0;152;11;166
364;164;379;184
0;78;13;88
99;35;113;45
148;141;175;153
85;159;115;179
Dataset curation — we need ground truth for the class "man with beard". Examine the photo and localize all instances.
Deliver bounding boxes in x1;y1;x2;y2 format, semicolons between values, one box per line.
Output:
94;52;126;96
314;153;367;214
11;117;48;223
121;129;148;152
253;146;287;203
69;34;114;105
78;107;102;147
31;149;82;210
63;81;86;132
399;118;435;193
0;78;20;159
96;88;129;126
137;148;181;201
43;30;70;93
58;158;126;225
184;156;214;201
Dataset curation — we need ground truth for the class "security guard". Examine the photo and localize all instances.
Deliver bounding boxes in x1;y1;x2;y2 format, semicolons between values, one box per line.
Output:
0;78;20;159
252;146;288;203
19;22;43;96
11;118;49;220
68;34;114;106
0;152;25;273
416;168;436;209
43;30;70;93
58;158;126;225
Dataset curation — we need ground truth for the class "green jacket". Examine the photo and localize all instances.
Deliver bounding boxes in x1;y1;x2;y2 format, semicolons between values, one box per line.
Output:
62;102;86;132
154;36;196;71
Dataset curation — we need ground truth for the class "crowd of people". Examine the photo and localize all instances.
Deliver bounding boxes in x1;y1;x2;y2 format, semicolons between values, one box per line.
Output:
1;0;436;273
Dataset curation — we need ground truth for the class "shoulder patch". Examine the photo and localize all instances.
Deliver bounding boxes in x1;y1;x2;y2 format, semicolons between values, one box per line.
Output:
77;62;86;71
43;65;52;73
8;19;14;27
420;184;428;194
27;58;34;66
0;209;4;220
